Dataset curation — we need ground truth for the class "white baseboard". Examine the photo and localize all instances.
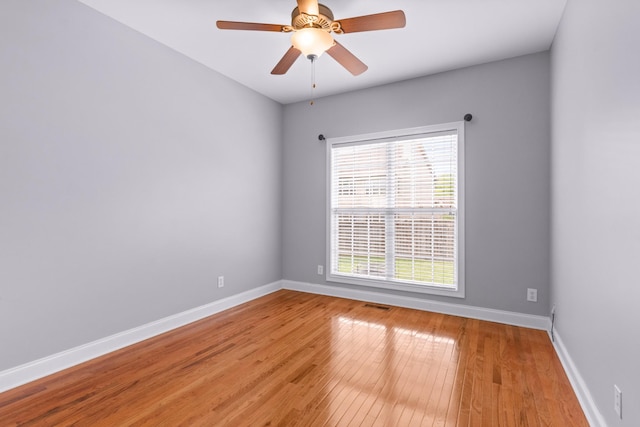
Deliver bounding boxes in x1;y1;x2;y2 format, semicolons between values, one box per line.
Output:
282;280;551;330
0;281;281;394
551;329;606;427
2;278;600;426
0;279;554;396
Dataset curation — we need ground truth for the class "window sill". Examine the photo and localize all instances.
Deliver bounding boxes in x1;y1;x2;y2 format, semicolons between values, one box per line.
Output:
326;273;465;298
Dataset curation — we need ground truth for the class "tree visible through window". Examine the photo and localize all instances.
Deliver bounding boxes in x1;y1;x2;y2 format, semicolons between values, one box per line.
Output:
327;123;465;297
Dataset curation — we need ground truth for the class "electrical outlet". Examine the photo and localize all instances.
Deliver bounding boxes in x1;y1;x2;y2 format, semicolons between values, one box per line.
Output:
217;276;224;288
527;288;538;302
614;385;622;418
317;265;324;275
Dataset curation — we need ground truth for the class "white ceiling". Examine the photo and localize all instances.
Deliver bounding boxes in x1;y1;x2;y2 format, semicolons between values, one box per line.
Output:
77;0;566;105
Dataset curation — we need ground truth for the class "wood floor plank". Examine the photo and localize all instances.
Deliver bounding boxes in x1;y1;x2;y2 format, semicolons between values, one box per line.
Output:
0;290;588;426
430;325;461;425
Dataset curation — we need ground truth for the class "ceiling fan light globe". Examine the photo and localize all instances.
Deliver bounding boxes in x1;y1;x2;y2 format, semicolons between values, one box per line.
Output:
291;28;334;58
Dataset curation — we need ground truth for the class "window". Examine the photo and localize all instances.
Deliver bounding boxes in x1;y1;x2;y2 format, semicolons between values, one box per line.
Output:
326;122;465;297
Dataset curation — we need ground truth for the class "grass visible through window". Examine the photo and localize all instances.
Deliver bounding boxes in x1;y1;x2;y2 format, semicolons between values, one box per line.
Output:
338;255;455;286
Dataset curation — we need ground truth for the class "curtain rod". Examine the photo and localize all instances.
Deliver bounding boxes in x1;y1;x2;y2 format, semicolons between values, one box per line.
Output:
318;113;472;142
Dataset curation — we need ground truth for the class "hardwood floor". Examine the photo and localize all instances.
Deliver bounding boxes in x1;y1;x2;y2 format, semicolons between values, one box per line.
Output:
0;290;587;426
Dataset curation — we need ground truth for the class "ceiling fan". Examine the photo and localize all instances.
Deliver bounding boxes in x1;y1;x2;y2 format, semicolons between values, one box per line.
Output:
216;0;406;76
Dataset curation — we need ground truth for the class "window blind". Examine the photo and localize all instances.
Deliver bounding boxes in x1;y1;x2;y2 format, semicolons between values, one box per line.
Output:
328;124;464;295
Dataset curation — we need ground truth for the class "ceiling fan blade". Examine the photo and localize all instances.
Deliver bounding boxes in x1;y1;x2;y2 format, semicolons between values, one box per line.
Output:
271;46;302;75
296;0;319;16
335;10;406;33
326;41;368;76
216;21;285;32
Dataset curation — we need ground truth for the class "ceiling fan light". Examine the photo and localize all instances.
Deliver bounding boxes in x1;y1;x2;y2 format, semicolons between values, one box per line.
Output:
291;28;334;58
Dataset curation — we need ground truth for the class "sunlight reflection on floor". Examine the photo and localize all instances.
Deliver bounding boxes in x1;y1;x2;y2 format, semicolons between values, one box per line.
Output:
325;315;460;425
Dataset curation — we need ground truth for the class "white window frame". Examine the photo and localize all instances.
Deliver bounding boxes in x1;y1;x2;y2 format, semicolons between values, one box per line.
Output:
326;122;465;298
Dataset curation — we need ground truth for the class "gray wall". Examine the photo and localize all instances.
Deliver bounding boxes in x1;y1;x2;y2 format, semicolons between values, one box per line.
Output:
5;3;633;424
283;52;551;316
551;0;640;425
0;0;282;371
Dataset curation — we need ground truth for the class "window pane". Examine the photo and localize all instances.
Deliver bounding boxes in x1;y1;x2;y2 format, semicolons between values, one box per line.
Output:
333;144;388;209
393;135;457;209
394;213;456;286
334;213;386;278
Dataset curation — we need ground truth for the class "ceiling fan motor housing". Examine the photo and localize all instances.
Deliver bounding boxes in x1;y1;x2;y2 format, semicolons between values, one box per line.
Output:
291;4;334;30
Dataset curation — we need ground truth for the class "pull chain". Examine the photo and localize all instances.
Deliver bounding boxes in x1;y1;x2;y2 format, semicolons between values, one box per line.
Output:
310;55;316;106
